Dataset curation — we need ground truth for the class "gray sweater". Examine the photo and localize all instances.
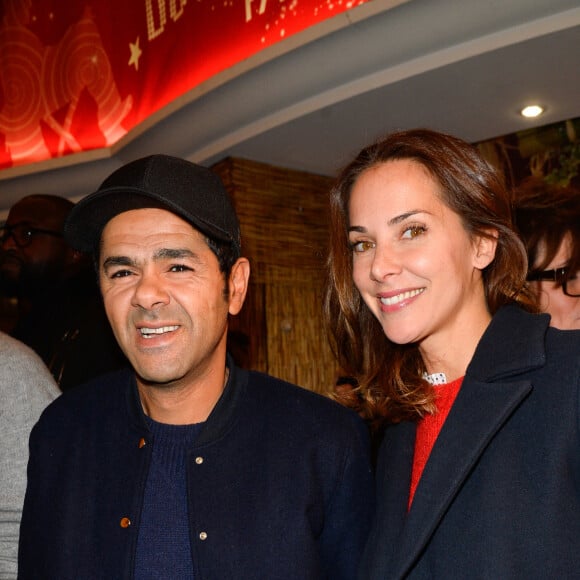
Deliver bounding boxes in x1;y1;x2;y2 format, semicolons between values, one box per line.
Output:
0;332;60;579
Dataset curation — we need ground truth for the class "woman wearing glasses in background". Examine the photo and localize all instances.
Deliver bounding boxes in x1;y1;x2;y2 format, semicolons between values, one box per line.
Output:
324;128;580;579
513;177;580;330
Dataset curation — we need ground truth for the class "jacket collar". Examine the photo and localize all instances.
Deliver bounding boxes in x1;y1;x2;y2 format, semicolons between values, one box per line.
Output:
467;304;549;382
196;354;248;447
125;353;248;445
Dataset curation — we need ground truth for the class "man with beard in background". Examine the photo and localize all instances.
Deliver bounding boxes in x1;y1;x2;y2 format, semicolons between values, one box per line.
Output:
0;194;126;390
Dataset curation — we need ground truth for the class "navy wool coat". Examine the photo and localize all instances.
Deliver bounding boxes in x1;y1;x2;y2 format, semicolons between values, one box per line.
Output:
19;358;375;579
359;305;580;579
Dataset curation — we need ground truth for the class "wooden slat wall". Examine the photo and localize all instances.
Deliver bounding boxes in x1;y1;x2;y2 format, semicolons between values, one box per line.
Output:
213;157;338;394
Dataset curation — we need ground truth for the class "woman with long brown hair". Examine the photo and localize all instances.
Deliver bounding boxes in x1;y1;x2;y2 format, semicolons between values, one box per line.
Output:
325;128;580;578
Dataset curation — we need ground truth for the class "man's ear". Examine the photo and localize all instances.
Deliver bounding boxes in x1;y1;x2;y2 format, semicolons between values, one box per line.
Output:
228;257;250;316
473;229;498;270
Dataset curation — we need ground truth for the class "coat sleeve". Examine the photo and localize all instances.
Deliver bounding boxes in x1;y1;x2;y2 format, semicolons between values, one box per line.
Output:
17;412;51;579
318;413;375;579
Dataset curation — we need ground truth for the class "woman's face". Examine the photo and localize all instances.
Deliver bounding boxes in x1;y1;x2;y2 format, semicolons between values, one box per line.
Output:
531;233;580;330
348;159;496;362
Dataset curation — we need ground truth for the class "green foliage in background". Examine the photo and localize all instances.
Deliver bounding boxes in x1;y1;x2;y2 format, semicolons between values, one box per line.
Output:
544;141;580;186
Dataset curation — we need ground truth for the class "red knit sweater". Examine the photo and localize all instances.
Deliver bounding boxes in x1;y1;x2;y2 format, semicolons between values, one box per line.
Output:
408;376;464;510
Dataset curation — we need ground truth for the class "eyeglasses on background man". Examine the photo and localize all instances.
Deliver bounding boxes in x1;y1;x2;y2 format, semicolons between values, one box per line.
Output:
0;224;64;248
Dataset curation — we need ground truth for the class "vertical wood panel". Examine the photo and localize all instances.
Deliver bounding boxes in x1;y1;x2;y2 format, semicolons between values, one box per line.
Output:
214;157;339;393
266;283;336;392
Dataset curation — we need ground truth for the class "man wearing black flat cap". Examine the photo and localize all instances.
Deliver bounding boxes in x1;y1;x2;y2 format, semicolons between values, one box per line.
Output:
18;154;374;579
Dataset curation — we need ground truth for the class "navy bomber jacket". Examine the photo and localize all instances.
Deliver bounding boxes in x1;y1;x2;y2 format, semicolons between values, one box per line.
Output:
19;358;375;579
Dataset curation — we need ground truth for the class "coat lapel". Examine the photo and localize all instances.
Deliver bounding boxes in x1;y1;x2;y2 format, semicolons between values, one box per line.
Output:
376;421;415;539
359;421;415;580
391;376;533;577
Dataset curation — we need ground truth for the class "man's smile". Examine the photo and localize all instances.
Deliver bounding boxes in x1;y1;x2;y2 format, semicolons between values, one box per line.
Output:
139;325;180;338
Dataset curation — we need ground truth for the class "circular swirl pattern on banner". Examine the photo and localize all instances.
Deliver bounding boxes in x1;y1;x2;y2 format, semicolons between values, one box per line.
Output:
0;27;43;132
42;16;119;142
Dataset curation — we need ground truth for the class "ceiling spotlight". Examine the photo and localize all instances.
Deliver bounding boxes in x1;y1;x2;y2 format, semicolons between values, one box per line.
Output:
520;105;544;118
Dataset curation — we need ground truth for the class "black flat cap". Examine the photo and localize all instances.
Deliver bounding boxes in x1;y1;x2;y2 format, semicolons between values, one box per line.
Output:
65;154;241;256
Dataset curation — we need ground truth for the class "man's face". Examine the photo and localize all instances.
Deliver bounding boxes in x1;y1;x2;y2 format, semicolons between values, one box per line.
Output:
99;208;248;390
0;197;69;294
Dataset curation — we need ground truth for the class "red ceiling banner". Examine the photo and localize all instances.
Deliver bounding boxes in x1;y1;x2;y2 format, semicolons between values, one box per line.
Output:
0;0;370;170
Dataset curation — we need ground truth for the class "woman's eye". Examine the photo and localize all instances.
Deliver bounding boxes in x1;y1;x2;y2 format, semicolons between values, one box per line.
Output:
351;240;375;253
401;225;426;239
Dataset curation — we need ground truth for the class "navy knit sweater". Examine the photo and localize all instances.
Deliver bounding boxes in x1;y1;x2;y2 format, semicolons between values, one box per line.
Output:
134;418;203;579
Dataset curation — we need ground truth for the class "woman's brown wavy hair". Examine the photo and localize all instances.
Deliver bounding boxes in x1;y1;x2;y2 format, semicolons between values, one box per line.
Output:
324;129;536;427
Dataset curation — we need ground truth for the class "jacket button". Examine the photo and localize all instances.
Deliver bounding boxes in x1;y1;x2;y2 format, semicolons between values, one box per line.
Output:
195;456;203;464
120;517;131;528
138;438;146;448
199;532;208;540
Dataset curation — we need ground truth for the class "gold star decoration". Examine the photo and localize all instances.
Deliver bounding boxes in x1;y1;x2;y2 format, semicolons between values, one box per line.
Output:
128;37;142;71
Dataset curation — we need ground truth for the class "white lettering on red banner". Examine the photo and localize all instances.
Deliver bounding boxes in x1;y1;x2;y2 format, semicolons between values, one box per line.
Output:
146;0;187;41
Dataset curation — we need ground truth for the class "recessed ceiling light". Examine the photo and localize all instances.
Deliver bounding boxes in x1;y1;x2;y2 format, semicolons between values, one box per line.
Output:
520;105;544;118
